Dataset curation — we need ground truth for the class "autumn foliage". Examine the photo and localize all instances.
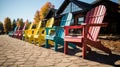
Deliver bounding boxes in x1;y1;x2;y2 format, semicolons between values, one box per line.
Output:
39;2;52;20
4;17;11;34
34;2;54;25
16;18;24;29
34;10;40;24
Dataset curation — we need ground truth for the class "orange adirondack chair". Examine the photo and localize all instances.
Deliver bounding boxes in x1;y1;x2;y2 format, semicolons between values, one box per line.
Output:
64;5;111;59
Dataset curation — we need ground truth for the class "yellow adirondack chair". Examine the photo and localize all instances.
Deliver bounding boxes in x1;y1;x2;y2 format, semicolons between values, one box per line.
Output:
34;17;54;46
27;21;42;43
24;22;34;41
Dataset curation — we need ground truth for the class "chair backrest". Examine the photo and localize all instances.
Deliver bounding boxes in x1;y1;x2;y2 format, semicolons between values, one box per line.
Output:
43;17;54;35
28;22;34;30
22;23;27;31
56;13;73;38
85;5;106;41
17;26;21;30
13;27;18;32
46;17;54;28
33;21;42;35
36;21;42;29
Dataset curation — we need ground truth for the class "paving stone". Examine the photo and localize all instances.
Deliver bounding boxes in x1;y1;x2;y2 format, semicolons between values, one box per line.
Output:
62;58;71;63
3;62;14;66
0;56;7;60
68;57;79;61
34;61;54;67
24;60;35;65
18;65;34;67
6;59;16;63
99;64;114;67
17;58;27;62
14;61;25;65
9;65;18;67
0;59;6;63
115;60;120;65
79;62;88;66
87;61;100;66
56;62;72;67
7;55;16;59
36;58;45;62
54;58;62;64
68;64;79;67
45;58;56;62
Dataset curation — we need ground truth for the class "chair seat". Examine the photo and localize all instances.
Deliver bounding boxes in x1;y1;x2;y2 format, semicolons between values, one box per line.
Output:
46;35;55;40
34;35;38;38
28;35;32;38
64;36;83;42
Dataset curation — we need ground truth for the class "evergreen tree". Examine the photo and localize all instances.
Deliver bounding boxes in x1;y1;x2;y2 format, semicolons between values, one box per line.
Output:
0;21;4;34
12;19;16;31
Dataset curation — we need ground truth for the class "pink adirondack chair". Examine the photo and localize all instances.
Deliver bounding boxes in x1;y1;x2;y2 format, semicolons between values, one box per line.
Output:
14;23;27;40
64;5;111;59
12;26;21;37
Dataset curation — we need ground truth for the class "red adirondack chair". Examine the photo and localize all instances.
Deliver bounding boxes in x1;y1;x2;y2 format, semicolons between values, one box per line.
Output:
14;23;27;40
64;5;111;59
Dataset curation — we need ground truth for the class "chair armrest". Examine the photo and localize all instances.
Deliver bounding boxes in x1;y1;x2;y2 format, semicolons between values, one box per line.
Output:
64;25;83;36
64;25;83;29
46;27;55;35
87;23;108;27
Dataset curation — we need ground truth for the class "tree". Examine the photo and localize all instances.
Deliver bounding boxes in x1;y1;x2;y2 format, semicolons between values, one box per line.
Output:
25;19;30;30
39;2;53;20
16;18;24;29
34;10;40;24
11;19;16;31
0;21;4;34
4;17;11;34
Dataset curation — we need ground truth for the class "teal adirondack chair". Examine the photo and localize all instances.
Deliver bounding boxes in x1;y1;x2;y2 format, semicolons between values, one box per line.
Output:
8;26;18;36
45;13;76;51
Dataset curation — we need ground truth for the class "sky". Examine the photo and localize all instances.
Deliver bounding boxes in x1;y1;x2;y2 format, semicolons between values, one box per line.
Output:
0;0;64;22
0;0;118;23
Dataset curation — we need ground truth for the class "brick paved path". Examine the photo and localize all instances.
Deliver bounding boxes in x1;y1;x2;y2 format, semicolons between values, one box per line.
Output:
0;35;120;67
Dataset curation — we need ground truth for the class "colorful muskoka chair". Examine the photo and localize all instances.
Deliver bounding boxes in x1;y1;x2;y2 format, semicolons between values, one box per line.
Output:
45;13;76;51
64;5;111;59
34;17;54;46
27;21;42;43
8;26;20;37
8;26;18;36
14;23;27;40
24;22;34;41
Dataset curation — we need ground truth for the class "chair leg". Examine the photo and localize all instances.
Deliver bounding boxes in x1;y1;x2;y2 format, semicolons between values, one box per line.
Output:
34;39;37;45
38;40;42;47
45;39;49;48
25;36;27;41
82;42;87;59
29;38;32;43
54;41;58;51
64;41;68;54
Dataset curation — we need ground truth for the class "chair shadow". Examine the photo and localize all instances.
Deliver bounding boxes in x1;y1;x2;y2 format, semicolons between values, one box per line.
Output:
41;44;120;66
86;51;120;66
56;47;120;66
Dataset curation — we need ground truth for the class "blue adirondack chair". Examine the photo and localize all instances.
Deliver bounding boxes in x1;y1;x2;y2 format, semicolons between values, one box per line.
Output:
8;26;18;36
45;13;76;51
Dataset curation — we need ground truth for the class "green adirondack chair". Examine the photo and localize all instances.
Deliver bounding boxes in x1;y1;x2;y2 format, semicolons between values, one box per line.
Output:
8;26;19;37
45;13;76;51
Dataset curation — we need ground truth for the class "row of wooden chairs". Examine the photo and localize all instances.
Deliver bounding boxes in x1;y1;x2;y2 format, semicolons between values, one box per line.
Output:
8;5;111;59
